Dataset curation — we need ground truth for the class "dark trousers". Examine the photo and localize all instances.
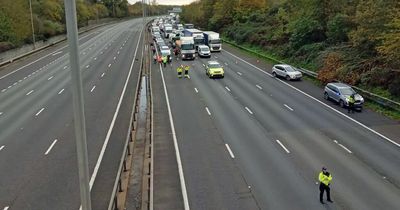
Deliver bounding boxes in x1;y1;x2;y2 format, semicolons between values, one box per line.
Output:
319;183;331;202
348;102;354;113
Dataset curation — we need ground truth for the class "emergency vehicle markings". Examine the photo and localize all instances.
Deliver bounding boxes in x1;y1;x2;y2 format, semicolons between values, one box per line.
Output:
284;104;294;111
44;139;58;155
205;107;211;116
276;140;290;154
225;144;235;159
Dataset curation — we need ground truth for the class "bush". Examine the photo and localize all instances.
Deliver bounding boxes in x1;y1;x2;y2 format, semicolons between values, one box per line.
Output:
289;17;325;50
326;14;352;44
388;75;400;97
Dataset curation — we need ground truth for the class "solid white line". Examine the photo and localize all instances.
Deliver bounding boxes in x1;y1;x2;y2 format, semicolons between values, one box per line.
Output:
108;64;111;68
276;140;290;153
90;86;96;92
101;73;105;78
225;144;235;158
339;144;352;154
284;104;294;111
245;107;253;115
52;51;62;56
194;88;198;93
0;145;4;151
26;90;34;95
58;88;64;95
157;47;190;210
64;66;68;69
237;72;242;76
205;107;211;116
225;86;231;92
89;29;143;191
224;49;400;148
256;85;263;90
44;139;58;155
48;76;53;80
35;108;45;116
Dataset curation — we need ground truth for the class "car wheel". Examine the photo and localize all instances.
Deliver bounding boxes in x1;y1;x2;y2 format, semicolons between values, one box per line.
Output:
286;75;291;81
272;72;277;77
339;100;345;108
324;92;329;100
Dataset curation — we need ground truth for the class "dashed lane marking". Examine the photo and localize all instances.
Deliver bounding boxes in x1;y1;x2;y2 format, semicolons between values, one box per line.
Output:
90;86;96;93
26;90;34;95
48;76;54;81
284;104;294;111
225;144;235;158
64;66;68;69
35;108;45;116
245;107;253;115
194;88;198;93
225;86;231;92
101;73;105;78
0;145;5;151
276;140;290;153
205;107;211;116
256;85;263;90
58;88;64;95
237;72;242;76
108;64;111;68
44;139;58;155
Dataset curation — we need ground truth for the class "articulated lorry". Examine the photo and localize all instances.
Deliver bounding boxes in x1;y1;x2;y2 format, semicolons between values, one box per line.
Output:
183;28;205;51
176;36;195;60
203;31;222;52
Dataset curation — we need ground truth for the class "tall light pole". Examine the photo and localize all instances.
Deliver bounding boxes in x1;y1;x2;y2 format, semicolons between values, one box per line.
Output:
29;0;36;49
63;0;92;209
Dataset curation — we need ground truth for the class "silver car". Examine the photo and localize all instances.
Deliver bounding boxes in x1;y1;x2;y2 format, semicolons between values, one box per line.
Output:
198;45;211;58
272;64;302;80
324;83;364;110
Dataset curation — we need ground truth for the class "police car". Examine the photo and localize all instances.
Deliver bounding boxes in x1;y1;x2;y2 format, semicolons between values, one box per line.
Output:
205;61;224;78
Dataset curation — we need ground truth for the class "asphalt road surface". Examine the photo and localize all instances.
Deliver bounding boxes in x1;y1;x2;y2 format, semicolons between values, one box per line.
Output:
0;18;144;209
151;35;400;209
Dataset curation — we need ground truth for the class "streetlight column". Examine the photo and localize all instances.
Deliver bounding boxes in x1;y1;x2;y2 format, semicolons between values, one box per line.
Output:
29;0;36;49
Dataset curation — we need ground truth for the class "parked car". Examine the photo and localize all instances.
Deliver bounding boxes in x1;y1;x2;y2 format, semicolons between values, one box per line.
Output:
198;45;211;58
324;82;364;111
205;61;224;78
272;64;302;80
156;38;164;45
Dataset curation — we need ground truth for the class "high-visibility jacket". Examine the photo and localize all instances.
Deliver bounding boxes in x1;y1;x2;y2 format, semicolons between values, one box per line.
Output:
184;65;190;71
348;95;355;103
177;67;183;73
319;172;332;186
162;56;167;63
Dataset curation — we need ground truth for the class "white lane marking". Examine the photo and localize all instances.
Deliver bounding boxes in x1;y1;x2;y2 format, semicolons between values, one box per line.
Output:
35;108;45;116
0;112;3;116
64;66;68;69
13;82;17;86
256;85;263;90
224;49;400;148
157;46;190;210
8;86;11;89
3;206;9;210
94;57;97;60
101;73;105;78
205;107;211;116
245;107;253;115
224;62;228;66
117;51;120;54
1;89;6;93
44;139;58;155
108;64;111;68
276;140;290;153
90;86;96;93
100;51;103;54
194;88;198;93
113;56;116;60
225;144;235;158
26;90;34;95
48;76;54;81
52;51;62;56
86;65;90;69
90;29;143;192
225;86;231;92
237;72;242;76
284;104;294;111
339;144;352;154
24;77;27;80
0;145;5;151
215;56;218;59
18;80;22;82
120;46;123;49
58;88;64;95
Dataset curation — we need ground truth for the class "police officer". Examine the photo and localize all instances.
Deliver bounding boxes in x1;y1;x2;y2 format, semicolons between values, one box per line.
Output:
162;56;167;67
318;167;333;204
184;65;190;78
177;65;183;78
348;94;355;113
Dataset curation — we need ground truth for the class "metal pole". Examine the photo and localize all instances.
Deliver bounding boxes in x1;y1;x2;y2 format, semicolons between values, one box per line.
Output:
29;0;36;49
63;0;92;209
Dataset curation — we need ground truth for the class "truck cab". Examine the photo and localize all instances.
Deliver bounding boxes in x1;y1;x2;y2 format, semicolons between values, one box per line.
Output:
203;31;222;52
177;36;195;60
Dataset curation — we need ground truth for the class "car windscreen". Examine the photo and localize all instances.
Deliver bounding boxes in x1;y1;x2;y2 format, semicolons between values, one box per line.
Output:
340;87;356;95
181;44;194;50
199;47;209;51
209;63;221;68
210;40;221;44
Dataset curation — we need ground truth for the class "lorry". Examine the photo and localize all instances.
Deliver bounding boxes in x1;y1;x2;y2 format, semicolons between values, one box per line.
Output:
184;23;194;29
163;24;173;38
203;31;222;52
183;28;205;51
176;36;195;60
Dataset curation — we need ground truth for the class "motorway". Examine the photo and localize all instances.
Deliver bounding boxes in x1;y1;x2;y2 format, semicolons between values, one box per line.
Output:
0;18;144;209
152;35;400;209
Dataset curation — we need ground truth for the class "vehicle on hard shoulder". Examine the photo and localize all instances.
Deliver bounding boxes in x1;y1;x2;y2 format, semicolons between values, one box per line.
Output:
203;31;222;52
205;61;224;78
176;36;195;60
198;45;211;58
272;64;302;81
324;83;364;111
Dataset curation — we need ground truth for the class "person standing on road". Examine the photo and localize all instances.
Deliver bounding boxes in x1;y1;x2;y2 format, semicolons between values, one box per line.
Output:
318;167;333;204
184;65;190;78
177;65;183;78
162;56;167;67
348;94;355;113
157;55;162;64
167;54;171;64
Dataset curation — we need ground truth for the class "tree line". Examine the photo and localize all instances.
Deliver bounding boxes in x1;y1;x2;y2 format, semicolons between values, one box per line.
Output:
0;0;170;52
181;0;400;98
